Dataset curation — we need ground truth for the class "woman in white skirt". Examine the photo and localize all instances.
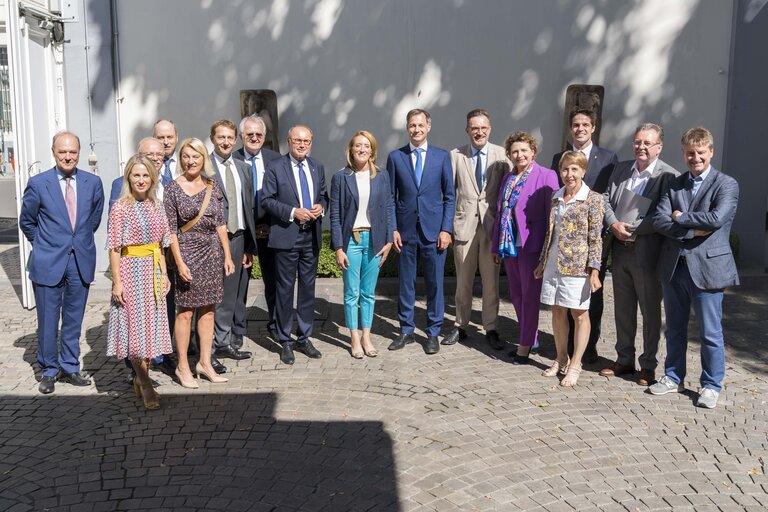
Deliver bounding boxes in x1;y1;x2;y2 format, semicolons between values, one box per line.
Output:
534;151;603;386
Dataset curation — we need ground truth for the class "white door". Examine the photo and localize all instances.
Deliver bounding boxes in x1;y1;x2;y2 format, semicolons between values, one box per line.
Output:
5;0;68;308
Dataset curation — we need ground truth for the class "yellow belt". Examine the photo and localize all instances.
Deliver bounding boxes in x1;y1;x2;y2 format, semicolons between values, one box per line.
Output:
121;242;162;305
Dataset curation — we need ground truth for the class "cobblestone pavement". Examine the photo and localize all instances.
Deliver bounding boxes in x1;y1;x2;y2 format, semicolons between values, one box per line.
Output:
0;243;766;511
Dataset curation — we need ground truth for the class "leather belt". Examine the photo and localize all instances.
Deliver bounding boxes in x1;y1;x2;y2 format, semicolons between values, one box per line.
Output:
227;230;244;239
298;222;313;232
352;227;370;243
615;240;636;248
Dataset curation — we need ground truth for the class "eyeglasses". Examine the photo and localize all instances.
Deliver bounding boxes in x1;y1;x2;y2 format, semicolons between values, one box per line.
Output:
289;138;312;145
632;140;661;149
244;132;265;139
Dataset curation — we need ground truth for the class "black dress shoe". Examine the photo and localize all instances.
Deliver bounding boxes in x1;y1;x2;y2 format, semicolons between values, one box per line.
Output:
388;333;415;351
211;355;228;374
511;354;530;365
425;336;440;354
442;327;466;345
60;371;91;386
281;344;295;365
38;375;56;394
151;356;177;376
486;330;505;350
295;340;322;359
231;334;244;350
582;350;599;365
216;346;252;360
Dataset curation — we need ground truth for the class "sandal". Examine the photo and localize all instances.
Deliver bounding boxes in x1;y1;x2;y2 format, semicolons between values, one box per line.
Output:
362;345;378;358
560;364;582;387
542;359;569;377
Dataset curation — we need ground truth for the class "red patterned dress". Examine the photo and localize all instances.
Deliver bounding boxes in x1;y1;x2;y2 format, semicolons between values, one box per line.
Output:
106;199;173;359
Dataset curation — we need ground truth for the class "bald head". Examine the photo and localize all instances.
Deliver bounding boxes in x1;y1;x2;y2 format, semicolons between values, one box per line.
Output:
153;119;178;159
138;137;165;172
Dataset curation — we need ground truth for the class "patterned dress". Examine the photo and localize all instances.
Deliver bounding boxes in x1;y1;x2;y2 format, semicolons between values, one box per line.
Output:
164;179;226;308
106;200;173;359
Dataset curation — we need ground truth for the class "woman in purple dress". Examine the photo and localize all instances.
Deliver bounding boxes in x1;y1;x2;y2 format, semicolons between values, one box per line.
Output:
164;138;235;388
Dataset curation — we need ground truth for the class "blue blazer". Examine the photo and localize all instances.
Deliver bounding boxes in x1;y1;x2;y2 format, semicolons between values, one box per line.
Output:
551;144;618;194
330;166;394;254
385;144;455;242
108;176;122;211
232;147;281;222
261;155;329;250
652;168;739;290
19;167;105;285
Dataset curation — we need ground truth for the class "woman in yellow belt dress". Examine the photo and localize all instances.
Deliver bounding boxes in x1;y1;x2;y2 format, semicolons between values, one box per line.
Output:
107;154;173;409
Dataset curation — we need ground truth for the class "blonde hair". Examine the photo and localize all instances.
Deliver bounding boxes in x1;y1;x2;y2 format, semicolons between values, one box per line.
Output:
558;150;588;171
117;154;160;206
177;137;215;178
345;130;378;178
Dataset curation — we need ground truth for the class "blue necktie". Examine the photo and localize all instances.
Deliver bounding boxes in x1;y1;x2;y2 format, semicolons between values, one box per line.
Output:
475;149;484;190
414;148;423;187
251;156;262;218
162;160;173;186
298;162;312;210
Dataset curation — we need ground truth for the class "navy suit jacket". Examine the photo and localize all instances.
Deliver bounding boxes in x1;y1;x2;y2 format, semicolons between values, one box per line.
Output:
19;167;105;285
210;153;257;254
652;168;739;290
330;166;394;254
232;147;281;222
551;144;618;194
386;143;455;242
261;155;329;251
109;176;123;211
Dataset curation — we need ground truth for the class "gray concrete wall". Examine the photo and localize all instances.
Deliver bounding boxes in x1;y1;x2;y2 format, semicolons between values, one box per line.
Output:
64;0;760;268
723;0;768;269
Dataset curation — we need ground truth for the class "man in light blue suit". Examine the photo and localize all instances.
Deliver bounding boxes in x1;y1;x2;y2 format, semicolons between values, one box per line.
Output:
650;127;739;409
386;109;455;355
19;131;105;394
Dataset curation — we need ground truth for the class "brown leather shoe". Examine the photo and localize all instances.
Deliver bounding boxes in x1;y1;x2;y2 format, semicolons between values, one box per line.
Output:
637;369;655;386
599;362;636;377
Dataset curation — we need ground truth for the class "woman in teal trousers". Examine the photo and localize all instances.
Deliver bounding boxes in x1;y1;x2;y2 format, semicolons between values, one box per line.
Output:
330;131;394;358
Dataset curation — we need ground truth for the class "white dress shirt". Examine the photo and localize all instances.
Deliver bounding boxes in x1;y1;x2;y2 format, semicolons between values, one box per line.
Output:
212;152;245;231
628;159;658;196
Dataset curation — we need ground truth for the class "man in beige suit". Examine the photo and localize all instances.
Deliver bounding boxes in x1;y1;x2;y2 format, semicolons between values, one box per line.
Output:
442;109;510;349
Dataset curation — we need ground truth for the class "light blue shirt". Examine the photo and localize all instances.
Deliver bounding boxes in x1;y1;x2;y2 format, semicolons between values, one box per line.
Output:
56;167;77;199
690;166;711;198
474;146;487;180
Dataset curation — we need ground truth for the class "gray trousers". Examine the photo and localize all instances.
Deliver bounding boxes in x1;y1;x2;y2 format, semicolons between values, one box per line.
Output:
611;243;663;370
214;232;246;350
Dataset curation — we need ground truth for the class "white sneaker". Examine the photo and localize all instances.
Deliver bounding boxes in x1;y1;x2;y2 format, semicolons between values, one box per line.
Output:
697;388;720;409
648;375;685;395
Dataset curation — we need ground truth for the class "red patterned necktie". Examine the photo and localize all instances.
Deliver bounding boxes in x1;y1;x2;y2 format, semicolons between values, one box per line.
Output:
65;175;76;228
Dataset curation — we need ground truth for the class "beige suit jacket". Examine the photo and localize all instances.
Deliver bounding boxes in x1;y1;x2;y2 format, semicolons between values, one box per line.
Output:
450;142;510;242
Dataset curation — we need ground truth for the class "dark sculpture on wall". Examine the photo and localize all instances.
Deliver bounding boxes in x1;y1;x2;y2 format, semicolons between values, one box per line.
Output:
240;89;280;152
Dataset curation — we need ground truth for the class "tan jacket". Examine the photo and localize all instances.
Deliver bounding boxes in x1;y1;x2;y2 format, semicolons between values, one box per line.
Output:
540;186;604;277
450;143;510;242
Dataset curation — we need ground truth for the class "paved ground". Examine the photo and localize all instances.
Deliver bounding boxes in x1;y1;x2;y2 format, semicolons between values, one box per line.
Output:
0;242;766;511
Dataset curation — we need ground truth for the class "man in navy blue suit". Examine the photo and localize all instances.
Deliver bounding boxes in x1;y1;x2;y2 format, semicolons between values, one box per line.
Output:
19;131;105;394
261;125;328;365
386;109;455;355
550;109;618;363
232;115;281;338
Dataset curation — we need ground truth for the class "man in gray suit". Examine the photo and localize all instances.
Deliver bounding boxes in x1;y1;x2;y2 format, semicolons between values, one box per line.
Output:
209;120;257;372
599;123;679;386
443;109;509;350
650;127;739;409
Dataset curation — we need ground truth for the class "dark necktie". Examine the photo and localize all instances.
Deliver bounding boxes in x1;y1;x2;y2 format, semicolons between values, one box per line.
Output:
65;175;76;228
162;160;173;186
298;161;312;210
224;161;238;233
475;149;484;190
414;148;423;187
